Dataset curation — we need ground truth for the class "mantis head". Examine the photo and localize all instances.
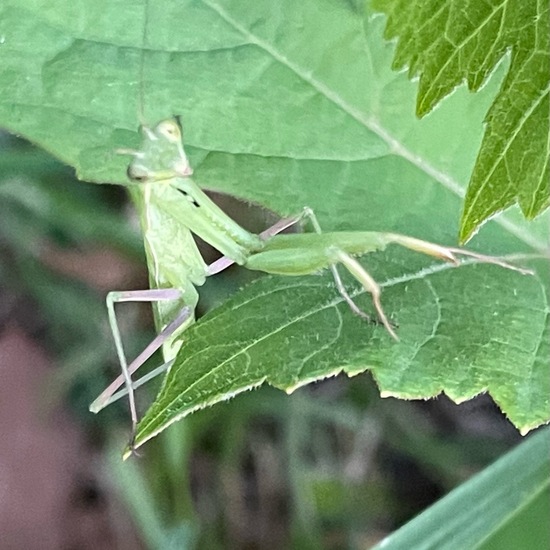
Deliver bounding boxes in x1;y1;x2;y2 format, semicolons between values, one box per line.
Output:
124;118;194;182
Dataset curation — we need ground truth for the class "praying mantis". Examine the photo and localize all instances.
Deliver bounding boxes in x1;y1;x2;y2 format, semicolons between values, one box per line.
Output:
89;117;530;449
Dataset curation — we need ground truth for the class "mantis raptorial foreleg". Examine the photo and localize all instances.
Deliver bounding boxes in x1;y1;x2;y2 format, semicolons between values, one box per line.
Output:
206;213;306;275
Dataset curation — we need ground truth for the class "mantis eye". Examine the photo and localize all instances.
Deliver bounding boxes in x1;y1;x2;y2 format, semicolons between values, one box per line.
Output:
127;164;150;182
156;119;182;142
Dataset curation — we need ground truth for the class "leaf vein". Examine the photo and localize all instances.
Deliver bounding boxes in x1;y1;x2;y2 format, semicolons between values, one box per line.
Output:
463;81;550;222
201;0;546;251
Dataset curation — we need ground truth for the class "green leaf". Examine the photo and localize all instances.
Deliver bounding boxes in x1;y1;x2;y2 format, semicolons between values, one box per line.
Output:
0;1;548;447
133;250;548;449
371;0;550;241
480;486;550;550
371;427;550;550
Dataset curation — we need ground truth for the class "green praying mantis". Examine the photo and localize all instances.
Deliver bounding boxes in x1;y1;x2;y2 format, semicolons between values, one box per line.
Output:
89;117;530;449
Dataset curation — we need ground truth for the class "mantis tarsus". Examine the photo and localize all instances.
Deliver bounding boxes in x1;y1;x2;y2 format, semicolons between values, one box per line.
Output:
89;118;531;447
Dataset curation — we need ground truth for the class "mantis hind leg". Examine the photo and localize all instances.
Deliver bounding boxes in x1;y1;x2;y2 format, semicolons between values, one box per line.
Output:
245;222;498;341
247;218;531;340
328;249;398;339
95;289;190;438
299;208;390;331
95;357;177;411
